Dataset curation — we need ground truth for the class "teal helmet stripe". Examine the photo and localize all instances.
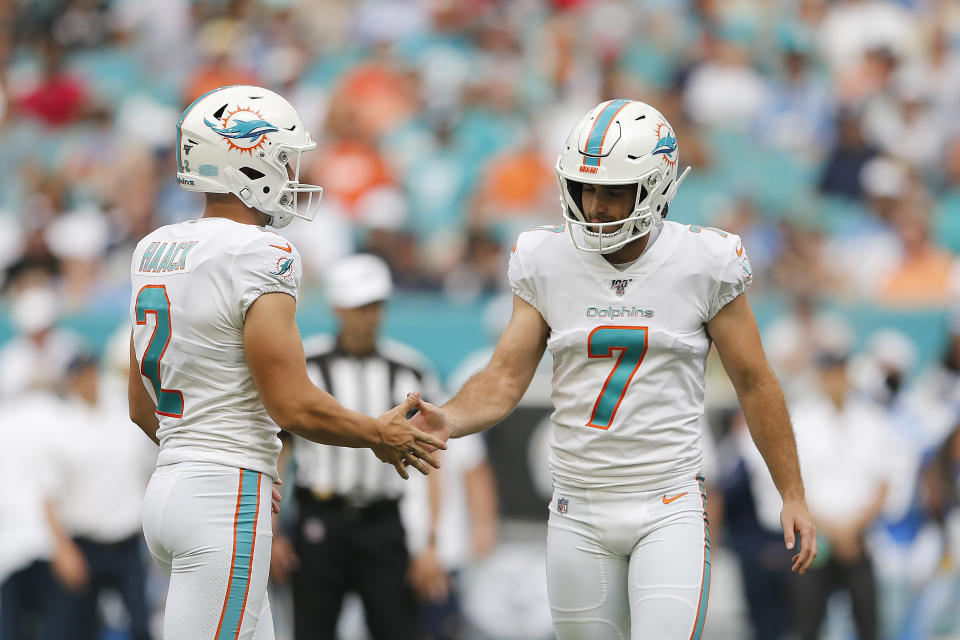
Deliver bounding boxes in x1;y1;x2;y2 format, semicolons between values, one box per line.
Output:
582;99;631;167
176;85;239;172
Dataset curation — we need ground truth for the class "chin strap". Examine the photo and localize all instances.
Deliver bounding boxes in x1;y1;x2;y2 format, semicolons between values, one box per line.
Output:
220;166;289;228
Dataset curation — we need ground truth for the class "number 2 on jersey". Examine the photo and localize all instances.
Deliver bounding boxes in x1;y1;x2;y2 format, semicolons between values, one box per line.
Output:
135;285;184;418
586;326;648;430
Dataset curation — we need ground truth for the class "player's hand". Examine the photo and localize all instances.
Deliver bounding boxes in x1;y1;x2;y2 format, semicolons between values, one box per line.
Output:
52;539;89;591
410;397;450;453
781;497;817;574
272;479;283;515
373;391;446;479
408;546;452;603
270;533;299;584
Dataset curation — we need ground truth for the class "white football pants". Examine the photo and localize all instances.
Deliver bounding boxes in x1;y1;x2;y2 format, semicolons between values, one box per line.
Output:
546;475;710;640
142;462;275;640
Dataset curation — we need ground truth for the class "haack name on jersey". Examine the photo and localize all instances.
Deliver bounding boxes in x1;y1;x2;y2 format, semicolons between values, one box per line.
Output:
138;241;200;274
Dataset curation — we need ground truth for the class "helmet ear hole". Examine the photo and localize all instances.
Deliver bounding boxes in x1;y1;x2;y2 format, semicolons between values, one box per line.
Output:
239;167;266;180
263;186;270;194
566;179;584;214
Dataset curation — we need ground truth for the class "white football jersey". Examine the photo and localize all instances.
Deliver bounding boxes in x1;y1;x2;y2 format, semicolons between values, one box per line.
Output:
130;218;301;480
509;220;752;492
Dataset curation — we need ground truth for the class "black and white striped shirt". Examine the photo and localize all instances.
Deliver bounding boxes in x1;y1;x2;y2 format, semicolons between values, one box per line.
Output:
293;335;442;504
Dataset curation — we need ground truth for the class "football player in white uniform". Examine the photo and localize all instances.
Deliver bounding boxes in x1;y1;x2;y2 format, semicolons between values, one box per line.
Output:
412;99;816;639
128;85;445;640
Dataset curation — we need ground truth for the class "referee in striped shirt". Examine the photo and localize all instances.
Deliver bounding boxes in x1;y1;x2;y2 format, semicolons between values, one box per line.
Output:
276;254;442;640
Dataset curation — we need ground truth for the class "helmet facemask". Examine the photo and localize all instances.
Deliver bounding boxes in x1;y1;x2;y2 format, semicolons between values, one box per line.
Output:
265;143;323;228
559;169;665;254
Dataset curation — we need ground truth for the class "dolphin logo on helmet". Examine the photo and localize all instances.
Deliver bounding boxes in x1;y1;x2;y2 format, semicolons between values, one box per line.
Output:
652;132;678;158
204;117;279;141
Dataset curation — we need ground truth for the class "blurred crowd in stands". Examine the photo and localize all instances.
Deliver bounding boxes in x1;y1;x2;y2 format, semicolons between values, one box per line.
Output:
3;0;960;638
0;0;958;307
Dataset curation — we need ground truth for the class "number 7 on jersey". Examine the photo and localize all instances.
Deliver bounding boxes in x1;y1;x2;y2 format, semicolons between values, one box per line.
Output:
135;285;184;418
586;326;648;429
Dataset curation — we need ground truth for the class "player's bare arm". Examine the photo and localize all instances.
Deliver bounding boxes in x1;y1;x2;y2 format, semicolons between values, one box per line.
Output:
417;295;548;441
465;459;499;556
408;461;451;602
127;334;160;446
44;498;88;591
244;292;445;478
707;292;818;574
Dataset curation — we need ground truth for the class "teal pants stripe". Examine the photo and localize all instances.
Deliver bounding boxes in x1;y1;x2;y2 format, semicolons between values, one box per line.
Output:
689;474;711;639
215;469;261;640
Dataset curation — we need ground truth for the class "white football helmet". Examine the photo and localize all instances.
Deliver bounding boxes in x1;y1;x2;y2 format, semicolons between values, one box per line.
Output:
556;99;691;253
175;85;323;228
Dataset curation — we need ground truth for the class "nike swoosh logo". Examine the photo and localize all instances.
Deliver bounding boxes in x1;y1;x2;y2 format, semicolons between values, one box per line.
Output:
736;245;744;257
270;242;293;253
662;492;688;504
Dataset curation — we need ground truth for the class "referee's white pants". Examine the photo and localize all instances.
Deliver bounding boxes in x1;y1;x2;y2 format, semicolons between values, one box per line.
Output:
142;462;275;640
546;476;710;640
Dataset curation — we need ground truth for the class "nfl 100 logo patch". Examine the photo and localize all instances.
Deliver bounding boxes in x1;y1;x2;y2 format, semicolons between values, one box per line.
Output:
557;496;569;515
611;279;632;297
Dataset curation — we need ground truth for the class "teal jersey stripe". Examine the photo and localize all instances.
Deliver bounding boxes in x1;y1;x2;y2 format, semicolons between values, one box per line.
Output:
217;469;261;640
582;99;631;167
690;475;711;639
